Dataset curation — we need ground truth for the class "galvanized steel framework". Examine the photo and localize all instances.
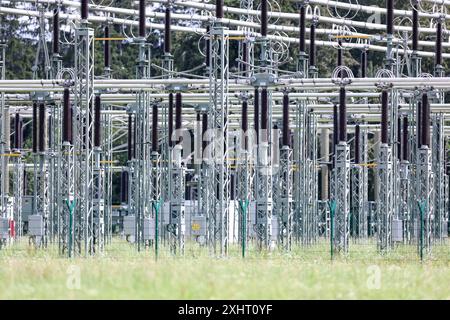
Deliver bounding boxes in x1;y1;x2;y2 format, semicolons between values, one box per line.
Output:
0;0;449;259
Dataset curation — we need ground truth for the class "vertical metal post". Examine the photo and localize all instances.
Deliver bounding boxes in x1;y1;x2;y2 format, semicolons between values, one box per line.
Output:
74;11;95;256
208;14;230;256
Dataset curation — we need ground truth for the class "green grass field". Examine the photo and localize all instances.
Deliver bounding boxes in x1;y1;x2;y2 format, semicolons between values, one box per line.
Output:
0;239;449;299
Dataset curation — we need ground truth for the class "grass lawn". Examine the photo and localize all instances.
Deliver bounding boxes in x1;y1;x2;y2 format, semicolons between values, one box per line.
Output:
0;238;449;299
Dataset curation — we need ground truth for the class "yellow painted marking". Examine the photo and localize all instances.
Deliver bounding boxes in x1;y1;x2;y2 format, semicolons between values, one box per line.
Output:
192;223;201;231
357;163;377;167
0;153;21;157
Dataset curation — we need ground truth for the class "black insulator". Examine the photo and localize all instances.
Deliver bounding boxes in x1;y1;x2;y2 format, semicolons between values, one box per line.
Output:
168;93;174;147
38;103;46;152
261;88;268;142
421;92;430;147
361;50;367;78
333;103;338;149
242;100;248;150
139;0;146;38
32;102;37;153
337;42;343;78
387;0;394;35
127;114;133;160
261;0;268;37
164;6;171;54
175;92;182;143
381;90;389;144
23;170;27;195
94;95;101;148
309;24;316;66
152;104;158;152
205;26;210;68
412;4;419;51
18;114;23;149
104;26;110;68
216;0;224;19
202;113;208;152
436;22;443;67
254;88;259;143
81;0;88;20
120;171;129;203
417;101;422;145
338;87;347;142
397;116;401;159
63;88;72;143
52;8;59;54
299;6;306;53
230;174;235;200
282;92;290;147
402;116;408;161
355;124;360;164
14;114;22;150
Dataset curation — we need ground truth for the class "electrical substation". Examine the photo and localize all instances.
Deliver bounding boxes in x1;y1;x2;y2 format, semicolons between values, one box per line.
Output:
0;0;449;260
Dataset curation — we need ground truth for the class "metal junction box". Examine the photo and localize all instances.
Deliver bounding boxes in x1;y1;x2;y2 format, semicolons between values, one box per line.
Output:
191;216;206;236
392;219;403;242
0;217;9;239
28;215;44;236
123;215;136;236
143;217;156;240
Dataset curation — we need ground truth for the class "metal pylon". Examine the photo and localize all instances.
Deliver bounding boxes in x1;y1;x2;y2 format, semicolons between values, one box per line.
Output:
207;21;230;256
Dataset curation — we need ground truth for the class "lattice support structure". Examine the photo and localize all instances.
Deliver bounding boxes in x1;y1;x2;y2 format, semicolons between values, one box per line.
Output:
334;142;350;253
293;100;306;243
0;42;6;236
93;146;104;254
399;161;411;242
74;25;95;256
150;151;162;249
12;154;24;240
133;39;151;251
36;152;49;247
236;147;253;249
59;142;75;257
127;158;137;242
169;144;185;255
295;103;318;245
307;112;318;242
255;142;273;250
377;144;394;252
417;147;434;253
48;103;61;243
432;114;446;240
161;58;173;203
101;60;113;246
102;108;113;245
279;146;293;250
208;23;230;256
351;127;368;238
